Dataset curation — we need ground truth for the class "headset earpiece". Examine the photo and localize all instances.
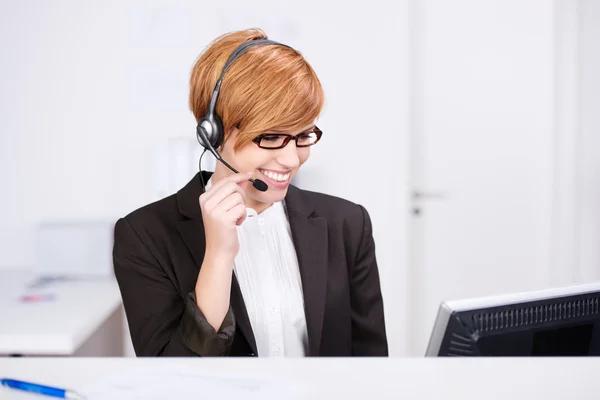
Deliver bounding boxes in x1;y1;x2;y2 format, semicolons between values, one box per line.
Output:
196;109;224;150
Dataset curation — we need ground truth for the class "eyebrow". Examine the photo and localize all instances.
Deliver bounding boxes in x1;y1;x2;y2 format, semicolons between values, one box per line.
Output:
266;126;316;135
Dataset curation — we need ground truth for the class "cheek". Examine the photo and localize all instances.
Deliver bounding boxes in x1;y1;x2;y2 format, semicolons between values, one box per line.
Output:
298;149;311;166
236;148;264;167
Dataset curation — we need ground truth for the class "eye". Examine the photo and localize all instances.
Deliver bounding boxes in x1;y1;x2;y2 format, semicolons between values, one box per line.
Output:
261;135;281;142
296;132;316;144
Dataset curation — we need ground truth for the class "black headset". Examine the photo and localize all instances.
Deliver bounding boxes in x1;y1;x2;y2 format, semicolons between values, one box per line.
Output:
196;39;294;192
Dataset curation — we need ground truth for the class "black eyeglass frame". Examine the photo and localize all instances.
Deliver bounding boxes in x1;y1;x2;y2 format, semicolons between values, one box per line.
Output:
251;126;323;150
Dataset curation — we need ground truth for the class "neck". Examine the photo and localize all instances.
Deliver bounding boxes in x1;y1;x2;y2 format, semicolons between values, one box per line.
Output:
210;164;273;214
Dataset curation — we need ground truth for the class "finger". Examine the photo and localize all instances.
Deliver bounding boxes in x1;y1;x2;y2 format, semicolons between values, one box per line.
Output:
214;192;244;214
232;203;248;226
203;181;247;211
201;173;251;208
213;202;247;227
204;172;252;200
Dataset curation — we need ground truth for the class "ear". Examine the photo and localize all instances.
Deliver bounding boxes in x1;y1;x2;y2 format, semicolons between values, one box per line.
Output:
221;126;241;151
227;125;240;138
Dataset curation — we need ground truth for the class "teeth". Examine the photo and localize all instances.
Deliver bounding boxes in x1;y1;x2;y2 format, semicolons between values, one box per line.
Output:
260;169;290;182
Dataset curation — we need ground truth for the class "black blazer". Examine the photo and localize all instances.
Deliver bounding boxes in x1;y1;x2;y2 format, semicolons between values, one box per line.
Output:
113;171;388;357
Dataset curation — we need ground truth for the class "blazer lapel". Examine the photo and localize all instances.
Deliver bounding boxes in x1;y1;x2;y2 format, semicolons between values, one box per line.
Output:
176;172;257;356
229;273;257;355
285;185;328;356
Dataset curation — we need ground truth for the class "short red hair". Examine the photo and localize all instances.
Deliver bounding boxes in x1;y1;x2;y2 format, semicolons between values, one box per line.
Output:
189;28;325;151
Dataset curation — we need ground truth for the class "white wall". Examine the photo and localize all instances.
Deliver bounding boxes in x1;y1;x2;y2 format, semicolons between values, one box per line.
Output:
0;1;133;267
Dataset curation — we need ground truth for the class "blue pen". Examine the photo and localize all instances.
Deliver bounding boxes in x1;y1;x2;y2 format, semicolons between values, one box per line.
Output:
1;378;86;399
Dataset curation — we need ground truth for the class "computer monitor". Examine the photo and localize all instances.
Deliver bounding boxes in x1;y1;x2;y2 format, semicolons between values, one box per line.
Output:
425;281;600;356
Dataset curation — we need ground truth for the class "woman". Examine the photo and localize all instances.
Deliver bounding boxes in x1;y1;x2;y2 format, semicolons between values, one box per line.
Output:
113;28;388;357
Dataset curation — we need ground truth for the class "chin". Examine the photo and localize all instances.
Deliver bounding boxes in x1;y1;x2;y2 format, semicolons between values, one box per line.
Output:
253;188;288;204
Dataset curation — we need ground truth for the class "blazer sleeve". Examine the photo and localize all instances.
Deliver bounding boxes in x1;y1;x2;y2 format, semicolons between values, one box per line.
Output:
350;205;389;356
112;217;235;357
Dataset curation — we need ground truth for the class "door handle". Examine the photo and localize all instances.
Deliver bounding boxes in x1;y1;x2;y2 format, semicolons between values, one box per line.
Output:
412;191;447;200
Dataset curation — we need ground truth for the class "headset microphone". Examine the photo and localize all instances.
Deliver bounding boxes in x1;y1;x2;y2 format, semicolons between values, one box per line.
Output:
196;125;268;192
195;38;295;193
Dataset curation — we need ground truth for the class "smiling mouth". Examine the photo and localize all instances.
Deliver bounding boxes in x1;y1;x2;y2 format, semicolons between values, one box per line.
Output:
259;169;291;182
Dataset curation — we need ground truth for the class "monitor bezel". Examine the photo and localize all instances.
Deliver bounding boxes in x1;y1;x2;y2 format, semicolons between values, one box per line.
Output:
425;281;600;357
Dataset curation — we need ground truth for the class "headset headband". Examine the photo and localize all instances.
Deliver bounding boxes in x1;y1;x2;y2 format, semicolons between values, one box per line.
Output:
206;39;293;116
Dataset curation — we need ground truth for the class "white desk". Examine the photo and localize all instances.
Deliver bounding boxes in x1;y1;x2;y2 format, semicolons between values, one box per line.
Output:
0;270;124;356
0;358;599;399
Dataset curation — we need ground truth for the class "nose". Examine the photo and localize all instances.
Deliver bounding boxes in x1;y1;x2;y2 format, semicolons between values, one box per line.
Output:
276;140;301;169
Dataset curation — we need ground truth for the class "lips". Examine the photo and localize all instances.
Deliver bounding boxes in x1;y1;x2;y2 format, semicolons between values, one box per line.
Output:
257;169;293;190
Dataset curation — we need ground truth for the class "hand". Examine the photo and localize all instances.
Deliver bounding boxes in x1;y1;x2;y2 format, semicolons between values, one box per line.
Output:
199;172;251;260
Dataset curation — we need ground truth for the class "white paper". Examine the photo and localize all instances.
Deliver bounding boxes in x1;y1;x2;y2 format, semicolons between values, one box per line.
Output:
79;363;305;400
0;387;46;399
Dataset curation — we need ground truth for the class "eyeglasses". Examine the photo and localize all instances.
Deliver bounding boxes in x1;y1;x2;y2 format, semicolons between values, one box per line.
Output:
252;127;323;150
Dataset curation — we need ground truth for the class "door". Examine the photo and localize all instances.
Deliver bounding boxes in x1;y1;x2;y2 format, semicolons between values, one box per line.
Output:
408;0;557;355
